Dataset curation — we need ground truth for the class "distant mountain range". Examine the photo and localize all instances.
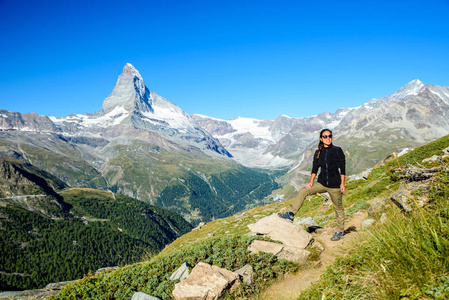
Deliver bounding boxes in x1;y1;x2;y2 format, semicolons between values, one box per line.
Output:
1;64;449;219
0;64;279;225
193;79;449;167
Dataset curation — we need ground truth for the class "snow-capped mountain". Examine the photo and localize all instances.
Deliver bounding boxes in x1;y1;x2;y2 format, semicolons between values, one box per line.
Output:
191;115;288;167
192;106;353;168
193;79;449;172
0;64;278;225
38;63;231;157
1;63;449;222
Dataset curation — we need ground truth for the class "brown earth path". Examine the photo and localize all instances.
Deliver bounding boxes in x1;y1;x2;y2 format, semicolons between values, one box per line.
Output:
258;211;368;300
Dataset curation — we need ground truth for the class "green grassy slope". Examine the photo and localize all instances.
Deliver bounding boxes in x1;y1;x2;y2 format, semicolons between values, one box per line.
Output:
53;134;449;299
298;134;449;299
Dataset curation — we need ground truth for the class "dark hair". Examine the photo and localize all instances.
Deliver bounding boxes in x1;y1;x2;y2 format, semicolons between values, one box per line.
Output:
316;129;332;159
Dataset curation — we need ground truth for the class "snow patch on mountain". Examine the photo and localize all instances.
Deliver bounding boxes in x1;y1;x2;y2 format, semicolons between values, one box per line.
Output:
227;117;274;141
141;92;195;131
49;106;129;128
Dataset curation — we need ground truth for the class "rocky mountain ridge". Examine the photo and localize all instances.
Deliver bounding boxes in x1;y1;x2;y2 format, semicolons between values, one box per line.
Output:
192;79;449;171
1;64;449;222
0;64;278;225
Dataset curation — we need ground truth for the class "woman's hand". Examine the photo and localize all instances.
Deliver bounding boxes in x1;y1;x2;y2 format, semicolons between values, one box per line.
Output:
305;182;314;189
340;183;346;193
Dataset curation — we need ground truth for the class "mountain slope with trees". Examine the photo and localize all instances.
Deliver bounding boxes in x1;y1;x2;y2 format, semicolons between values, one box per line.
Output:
0;158;192;291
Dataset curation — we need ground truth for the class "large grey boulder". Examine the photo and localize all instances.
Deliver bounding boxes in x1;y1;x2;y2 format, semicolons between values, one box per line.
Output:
248;240;310;265
172;262;240;300
131;292;160;300
247;214;312;249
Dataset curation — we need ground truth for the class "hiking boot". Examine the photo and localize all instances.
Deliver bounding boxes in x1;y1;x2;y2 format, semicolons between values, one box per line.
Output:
278;211;294;222
331;232;344;241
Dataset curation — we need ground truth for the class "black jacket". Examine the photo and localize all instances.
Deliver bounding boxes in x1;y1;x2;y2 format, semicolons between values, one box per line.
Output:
312;144;346;188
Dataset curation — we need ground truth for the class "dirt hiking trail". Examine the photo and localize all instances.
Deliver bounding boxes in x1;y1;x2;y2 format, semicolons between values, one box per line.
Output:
259;211;368;300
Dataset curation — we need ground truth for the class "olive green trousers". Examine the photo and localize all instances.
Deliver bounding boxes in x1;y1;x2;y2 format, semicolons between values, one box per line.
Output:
287;182;345;232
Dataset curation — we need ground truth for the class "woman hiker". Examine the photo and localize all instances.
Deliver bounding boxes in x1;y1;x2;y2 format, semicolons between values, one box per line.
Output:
278;129;347;241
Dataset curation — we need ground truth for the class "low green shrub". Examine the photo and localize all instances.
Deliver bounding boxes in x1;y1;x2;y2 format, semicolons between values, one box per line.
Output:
53;235;298;299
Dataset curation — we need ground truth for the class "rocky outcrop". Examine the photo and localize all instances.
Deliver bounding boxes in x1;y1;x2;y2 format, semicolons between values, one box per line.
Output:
247;214;312;249
170;262;191;282
248;240;310;265
172;262;240;300
246;214;313;265
235;264;253;286
0;280;75;300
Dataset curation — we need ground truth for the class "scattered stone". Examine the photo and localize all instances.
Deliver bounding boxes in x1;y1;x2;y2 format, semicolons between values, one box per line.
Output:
193;222;206;230
247;214;312;249
248;240;283;255
348;168;372;181
95;266;119;274
131;292;160;300
45;280;76;290
235;264;253;286
170;262;191;282
172;262;240;300
362;219;376;230
416;194;430;207
422;155;439;163
294;217;318;227
367;197;390;218
0;288;60;299
277;246;310;265
380;213;388;224
443;146;449;154
390;190;412;212
0;280;78;299
247;240;310;265
207;232;214;237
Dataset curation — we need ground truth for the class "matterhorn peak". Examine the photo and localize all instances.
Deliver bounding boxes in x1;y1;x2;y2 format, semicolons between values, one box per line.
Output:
101;63;152;114
122;63;143;81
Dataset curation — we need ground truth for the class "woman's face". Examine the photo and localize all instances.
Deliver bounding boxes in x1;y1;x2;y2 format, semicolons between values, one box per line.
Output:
320;131;332;147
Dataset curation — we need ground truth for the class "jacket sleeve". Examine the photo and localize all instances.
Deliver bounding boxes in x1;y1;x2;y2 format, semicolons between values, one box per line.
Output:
311;150;320;174
338;147;346;175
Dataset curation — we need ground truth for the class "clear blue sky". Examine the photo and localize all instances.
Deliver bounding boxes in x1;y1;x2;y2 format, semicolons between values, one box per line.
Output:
1;0;448;120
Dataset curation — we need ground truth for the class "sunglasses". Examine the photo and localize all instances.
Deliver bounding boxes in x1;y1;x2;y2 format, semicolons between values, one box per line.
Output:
321;135;333;139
